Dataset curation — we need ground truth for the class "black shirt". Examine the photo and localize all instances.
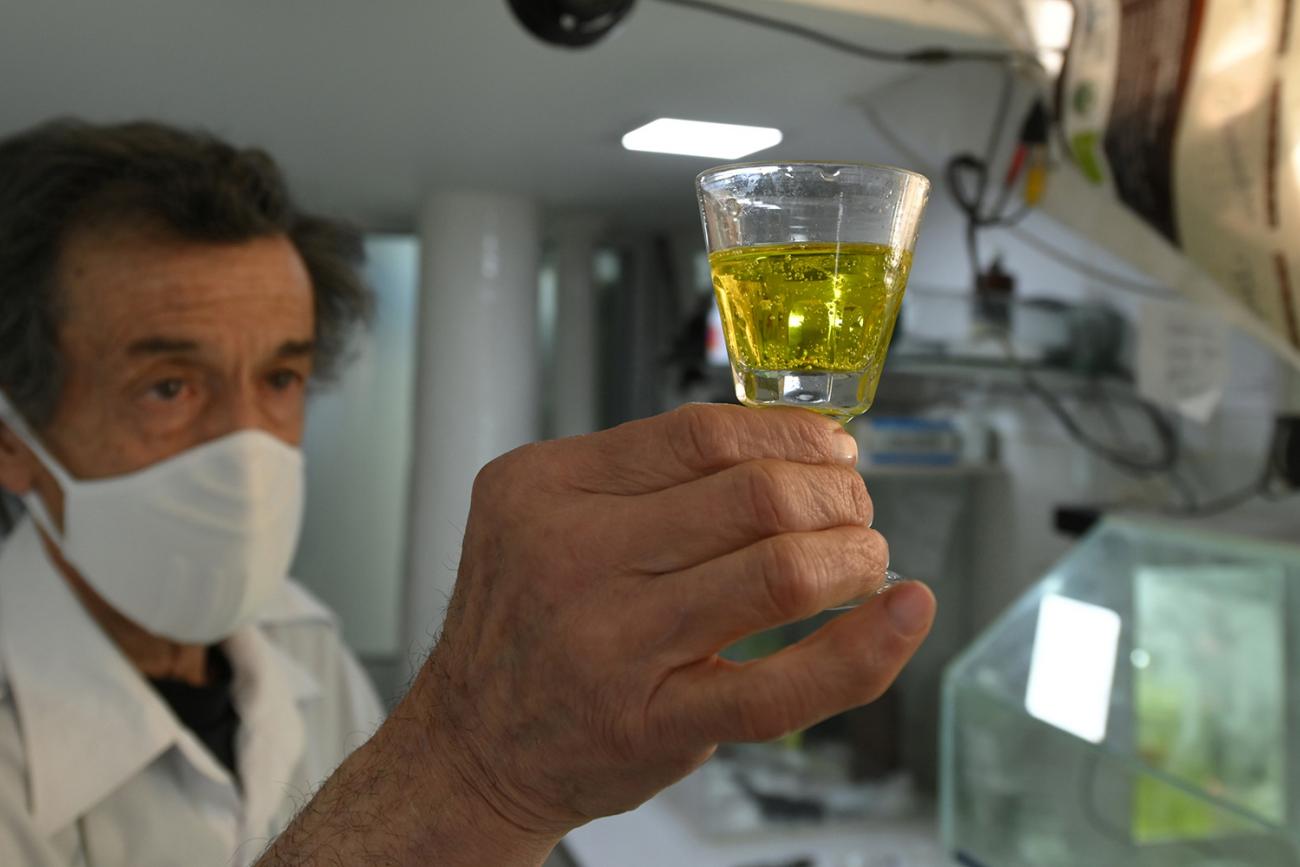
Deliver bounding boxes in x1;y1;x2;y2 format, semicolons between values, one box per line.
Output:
149;647;241;781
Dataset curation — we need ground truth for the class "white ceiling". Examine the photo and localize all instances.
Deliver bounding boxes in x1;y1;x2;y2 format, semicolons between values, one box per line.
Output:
0;0;983;231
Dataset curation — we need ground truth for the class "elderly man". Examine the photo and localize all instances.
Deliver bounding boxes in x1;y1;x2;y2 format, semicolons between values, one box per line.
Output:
0;119;935;866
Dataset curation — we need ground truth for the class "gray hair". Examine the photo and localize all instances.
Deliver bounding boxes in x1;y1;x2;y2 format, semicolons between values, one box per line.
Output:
0;118;375;531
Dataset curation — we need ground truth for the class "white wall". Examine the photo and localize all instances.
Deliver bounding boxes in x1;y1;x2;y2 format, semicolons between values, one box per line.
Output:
291;235;418;659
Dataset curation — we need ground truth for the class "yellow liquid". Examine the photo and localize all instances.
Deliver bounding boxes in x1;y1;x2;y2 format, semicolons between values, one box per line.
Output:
710;241;911;418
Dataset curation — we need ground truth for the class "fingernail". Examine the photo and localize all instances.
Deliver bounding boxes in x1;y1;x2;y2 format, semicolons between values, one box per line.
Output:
884;582;933;636
831;431;858;465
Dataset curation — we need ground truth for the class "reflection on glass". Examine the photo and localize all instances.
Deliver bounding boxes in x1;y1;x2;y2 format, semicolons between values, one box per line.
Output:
943;518;1300;866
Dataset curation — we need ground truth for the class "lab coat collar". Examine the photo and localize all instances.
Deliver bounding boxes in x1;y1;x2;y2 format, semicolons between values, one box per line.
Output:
225;627;308;842
0;518;328;836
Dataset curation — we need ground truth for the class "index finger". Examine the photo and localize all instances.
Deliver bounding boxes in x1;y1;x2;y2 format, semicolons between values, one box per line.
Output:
574;404;859;495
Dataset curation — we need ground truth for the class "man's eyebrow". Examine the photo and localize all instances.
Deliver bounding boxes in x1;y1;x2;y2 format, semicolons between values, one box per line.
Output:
276;339;316;358
127;336;201;356
125;337;316;358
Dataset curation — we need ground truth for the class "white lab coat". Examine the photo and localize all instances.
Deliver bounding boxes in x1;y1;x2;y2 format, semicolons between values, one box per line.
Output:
0;517;386;866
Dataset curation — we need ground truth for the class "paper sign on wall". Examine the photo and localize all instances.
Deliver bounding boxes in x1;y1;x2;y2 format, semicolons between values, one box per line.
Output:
1136;300;1229;423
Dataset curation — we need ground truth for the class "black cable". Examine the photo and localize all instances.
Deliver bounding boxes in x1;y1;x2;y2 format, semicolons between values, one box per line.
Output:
964;218;983;292
1159;419;1289;516
979;65;1017;206
858;101;1178;299
987;99;1044;226
995;334;1182;476
832;5;1172;302
1024;369;1181;475
949;156;988;284
984;202;1034;228
1167;470;1201;510
1171;477;1267;515
1077;414;1300;516
1004;228;1175;298
987;176;1020;226
653;0;1039;67
927;50;1184;478
945;65;1018;284
947;156;984;279
1093;385;1135;446
938;63;1187;480
0;491;16;537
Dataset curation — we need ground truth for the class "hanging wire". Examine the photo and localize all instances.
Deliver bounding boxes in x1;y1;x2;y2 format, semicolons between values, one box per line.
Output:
654;0;1041;68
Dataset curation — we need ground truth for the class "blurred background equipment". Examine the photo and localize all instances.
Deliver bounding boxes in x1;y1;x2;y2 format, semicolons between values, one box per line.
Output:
944;517;1300;865
506;0;638;48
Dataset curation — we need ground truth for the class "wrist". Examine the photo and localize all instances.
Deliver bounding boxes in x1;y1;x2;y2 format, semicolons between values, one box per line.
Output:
259;669;563;867
392;657;567;865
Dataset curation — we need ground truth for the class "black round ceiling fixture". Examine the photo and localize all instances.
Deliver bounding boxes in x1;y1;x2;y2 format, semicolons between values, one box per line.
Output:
506;0;637;48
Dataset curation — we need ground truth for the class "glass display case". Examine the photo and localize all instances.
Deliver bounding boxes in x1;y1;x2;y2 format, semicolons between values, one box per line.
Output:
941;517;1300;866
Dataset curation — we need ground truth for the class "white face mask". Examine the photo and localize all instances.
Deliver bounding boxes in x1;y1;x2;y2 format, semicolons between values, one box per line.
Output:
0;396;304;644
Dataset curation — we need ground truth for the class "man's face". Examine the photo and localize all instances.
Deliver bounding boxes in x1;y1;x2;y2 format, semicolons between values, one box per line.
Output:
0;222;316;525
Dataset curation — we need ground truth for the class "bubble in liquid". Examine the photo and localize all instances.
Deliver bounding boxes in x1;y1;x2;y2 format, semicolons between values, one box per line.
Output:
724;198;742;217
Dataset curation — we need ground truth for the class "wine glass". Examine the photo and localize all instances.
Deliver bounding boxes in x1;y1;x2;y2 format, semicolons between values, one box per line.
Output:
696;161;931;601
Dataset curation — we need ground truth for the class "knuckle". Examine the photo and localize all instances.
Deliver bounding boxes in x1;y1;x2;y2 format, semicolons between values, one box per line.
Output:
470;453;510;501
849;526;888;571
739;461;795;534
825;467;872;524
757;535;822;620
838;526;889;593
471;443;549;513
849;473;874;524
672;404;734;471
870;529;891;572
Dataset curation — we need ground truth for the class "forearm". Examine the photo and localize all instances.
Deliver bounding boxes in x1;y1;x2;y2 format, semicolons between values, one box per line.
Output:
255;680;561;867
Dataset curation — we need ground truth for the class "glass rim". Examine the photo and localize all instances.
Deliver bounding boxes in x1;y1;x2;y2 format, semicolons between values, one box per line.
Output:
695;159;931;190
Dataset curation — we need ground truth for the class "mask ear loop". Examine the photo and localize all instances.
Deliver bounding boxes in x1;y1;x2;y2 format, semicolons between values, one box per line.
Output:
0;392;73;542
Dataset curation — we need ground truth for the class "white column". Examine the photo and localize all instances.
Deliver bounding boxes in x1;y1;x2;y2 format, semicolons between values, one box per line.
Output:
402;192;540;655
549;215;603;438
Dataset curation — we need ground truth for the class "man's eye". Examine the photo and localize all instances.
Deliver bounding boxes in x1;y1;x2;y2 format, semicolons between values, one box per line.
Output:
267;369;303;391
149;379;187;401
